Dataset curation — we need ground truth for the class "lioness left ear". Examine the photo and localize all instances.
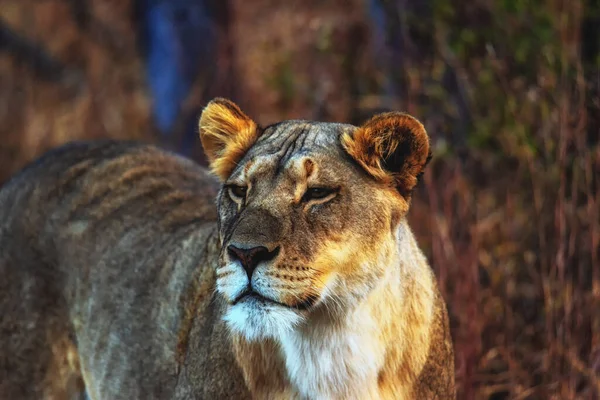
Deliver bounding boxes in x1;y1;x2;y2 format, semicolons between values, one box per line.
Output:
199;98;260;181
341;112;431;197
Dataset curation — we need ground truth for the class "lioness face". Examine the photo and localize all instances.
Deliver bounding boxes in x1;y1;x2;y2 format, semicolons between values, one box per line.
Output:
199;99;430;340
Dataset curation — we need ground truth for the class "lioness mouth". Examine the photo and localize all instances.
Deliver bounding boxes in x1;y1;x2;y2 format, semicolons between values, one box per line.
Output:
232;290;315;311
232;290;279;306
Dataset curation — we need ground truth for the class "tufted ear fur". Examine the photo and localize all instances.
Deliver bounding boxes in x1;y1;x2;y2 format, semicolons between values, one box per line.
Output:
341;112;431;197
199;98;260;180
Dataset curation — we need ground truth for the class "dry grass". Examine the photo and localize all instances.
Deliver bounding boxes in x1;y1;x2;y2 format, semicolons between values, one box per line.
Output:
404;1;600;398
0;0;154;183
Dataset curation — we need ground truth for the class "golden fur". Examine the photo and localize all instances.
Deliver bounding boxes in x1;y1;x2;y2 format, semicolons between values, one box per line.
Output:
341;112;431;197
199;97;260;180
200;99;455;399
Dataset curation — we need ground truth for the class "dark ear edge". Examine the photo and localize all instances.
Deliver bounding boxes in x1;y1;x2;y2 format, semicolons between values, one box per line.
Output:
341;112;431;197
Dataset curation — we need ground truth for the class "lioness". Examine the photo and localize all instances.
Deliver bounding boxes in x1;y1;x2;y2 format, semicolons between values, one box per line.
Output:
0;98;454;399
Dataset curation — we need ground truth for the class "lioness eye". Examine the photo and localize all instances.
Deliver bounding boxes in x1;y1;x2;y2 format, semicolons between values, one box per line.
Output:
302;187;336;201
228;185;247;199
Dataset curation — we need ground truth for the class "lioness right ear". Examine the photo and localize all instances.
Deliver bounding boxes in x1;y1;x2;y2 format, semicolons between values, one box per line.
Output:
199;98;260;181
341;112;431;197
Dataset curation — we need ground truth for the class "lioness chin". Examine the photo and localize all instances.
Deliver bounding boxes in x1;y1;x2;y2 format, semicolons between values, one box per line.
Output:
0;98;454;399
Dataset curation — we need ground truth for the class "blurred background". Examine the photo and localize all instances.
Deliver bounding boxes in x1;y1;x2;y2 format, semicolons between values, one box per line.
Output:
0;0;598;398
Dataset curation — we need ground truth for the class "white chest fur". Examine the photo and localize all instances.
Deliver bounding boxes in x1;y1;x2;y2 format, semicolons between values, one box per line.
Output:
279;309;386;400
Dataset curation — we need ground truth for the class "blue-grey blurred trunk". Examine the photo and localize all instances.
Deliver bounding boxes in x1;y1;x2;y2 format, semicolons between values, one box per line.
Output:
137;0;222;159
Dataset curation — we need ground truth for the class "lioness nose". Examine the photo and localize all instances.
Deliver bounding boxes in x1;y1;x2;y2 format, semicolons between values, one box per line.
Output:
227;245;279;279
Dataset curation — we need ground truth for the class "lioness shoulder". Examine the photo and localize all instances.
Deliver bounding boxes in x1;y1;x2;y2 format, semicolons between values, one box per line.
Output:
0;99;454;399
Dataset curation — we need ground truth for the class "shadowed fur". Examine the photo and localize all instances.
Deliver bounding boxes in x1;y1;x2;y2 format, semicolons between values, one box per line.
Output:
0;99;454;399
0;141;250;399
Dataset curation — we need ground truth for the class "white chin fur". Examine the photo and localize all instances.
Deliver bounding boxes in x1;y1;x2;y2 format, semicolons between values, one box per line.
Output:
223;297;304;341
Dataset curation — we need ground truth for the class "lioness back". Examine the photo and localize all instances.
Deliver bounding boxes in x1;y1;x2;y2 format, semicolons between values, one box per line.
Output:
0;141;249;399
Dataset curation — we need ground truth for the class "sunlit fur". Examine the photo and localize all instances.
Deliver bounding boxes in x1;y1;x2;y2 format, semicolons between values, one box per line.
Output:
200;100;455;399
199;98;260;180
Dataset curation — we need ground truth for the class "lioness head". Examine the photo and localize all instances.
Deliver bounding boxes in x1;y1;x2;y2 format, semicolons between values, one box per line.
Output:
199;98;430;340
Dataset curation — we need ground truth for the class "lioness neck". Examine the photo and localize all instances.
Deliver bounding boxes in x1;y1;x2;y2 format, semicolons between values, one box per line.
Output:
234;222;436;400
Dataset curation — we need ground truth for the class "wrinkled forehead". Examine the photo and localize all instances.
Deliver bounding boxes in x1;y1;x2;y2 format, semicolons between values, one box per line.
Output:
230;120;356;181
